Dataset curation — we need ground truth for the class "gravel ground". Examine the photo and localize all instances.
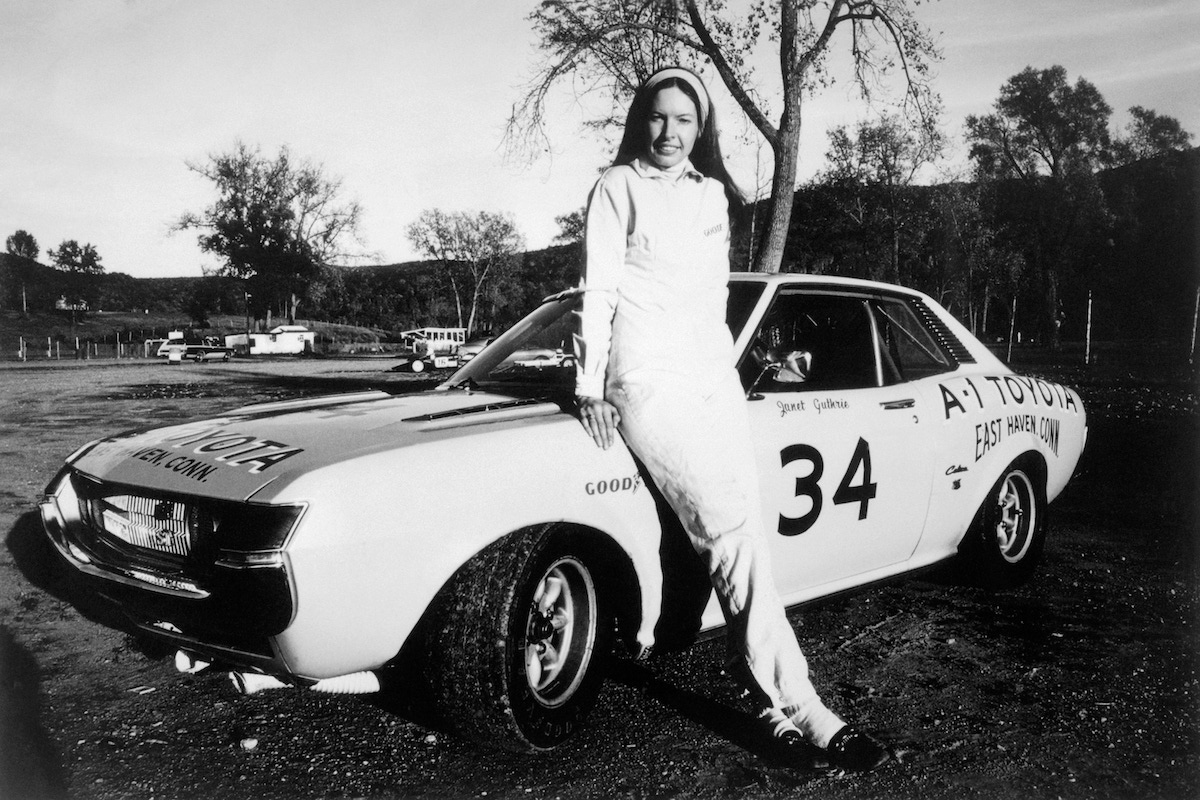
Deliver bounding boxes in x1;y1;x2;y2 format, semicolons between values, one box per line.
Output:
0;356;1196;800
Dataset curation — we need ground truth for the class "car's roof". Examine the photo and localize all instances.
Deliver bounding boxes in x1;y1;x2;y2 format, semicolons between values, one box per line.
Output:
728;271;925;298
544;273;928;304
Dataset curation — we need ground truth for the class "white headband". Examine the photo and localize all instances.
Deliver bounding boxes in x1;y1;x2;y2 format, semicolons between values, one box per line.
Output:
644;67;709;131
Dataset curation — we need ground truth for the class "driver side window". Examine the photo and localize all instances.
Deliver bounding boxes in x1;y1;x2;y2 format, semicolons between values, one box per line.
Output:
739;292;880;392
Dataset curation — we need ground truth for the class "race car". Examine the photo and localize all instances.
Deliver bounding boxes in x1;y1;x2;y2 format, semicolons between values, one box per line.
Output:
39;273;1086;752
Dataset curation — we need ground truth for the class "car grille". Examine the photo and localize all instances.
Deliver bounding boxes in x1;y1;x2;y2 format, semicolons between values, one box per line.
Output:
89;494;196;557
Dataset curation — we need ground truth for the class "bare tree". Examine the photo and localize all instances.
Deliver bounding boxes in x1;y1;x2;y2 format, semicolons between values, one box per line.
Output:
507;0;940;273
407;210;526;336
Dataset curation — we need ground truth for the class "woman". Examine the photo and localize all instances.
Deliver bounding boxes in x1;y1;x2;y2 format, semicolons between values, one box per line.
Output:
573;66;890;772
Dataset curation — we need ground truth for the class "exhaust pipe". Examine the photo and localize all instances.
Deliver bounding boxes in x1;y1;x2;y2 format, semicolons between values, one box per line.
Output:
228;670;380;696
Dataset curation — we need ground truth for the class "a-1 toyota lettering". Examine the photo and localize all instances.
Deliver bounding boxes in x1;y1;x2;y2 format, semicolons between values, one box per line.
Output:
40;273;1086;752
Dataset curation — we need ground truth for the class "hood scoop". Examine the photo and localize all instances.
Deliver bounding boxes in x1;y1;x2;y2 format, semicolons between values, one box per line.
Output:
403;397;560;429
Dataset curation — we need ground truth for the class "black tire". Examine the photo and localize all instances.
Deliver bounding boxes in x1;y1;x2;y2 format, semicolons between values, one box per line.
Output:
423;525;611;751
959;457;1047;588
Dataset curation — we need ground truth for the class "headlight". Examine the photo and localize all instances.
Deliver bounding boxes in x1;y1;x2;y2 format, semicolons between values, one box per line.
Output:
66;472;305;563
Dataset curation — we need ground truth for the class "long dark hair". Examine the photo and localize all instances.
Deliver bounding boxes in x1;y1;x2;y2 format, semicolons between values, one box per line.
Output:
613;69;744;208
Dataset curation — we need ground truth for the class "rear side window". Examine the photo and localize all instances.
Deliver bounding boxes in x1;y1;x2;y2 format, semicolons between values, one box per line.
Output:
870;297;955;382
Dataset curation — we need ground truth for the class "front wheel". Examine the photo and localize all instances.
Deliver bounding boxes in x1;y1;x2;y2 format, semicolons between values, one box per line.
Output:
958;458;1047;588
410;358;426;373
423;526;611;751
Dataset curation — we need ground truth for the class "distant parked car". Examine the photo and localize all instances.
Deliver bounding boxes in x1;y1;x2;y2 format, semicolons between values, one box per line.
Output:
503;347;575;370
40;273;1086;753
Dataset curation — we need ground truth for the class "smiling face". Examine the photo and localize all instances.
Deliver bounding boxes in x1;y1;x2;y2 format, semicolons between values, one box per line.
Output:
644;85;700;170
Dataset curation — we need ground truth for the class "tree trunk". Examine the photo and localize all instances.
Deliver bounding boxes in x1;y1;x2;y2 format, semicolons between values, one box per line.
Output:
449;275;464;328
1046;270;1061;349
753;95;803;274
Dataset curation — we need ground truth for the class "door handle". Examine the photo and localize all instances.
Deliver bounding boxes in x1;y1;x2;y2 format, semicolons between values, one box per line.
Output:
880;398;915;410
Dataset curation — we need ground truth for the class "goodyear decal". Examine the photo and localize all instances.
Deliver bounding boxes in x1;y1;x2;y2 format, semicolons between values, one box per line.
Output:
939;375;1079;420
585;473;643;496
124;426;305;481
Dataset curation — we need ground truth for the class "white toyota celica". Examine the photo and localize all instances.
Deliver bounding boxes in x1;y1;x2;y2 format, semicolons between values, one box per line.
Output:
41;273;1086;751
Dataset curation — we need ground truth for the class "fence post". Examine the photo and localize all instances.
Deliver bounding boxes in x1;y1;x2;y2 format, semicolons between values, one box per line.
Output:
1190;287;1198;367
1084;290;1093;366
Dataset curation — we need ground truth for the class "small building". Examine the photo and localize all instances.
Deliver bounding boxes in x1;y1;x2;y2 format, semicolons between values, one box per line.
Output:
225;325;316;356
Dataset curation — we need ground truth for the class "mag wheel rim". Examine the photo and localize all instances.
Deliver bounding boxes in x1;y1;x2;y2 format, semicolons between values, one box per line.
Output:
994;470;1036;564
523;556;597;708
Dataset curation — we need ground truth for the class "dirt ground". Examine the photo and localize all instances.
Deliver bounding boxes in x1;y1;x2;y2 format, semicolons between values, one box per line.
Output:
0;355;1196;800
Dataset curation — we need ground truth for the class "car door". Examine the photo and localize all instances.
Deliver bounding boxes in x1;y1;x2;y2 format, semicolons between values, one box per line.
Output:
738;288;939;598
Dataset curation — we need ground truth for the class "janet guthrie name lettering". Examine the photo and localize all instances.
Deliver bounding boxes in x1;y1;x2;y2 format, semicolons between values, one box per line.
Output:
777;397;849;418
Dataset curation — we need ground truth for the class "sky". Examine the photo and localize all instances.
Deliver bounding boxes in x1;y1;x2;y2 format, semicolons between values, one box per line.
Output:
2;0;1198;279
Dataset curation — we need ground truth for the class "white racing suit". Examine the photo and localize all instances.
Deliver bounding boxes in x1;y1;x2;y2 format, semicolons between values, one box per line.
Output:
574;158;844;747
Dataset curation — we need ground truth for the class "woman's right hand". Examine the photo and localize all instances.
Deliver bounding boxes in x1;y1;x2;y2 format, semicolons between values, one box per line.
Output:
577;396;621;450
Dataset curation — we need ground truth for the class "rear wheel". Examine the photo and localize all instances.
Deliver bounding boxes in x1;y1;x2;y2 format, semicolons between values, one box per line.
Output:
959;458;1047;588
423;526;611;751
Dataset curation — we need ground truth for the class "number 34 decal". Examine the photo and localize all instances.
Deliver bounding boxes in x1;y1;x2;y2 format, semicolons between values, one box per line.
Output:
778;437;877;536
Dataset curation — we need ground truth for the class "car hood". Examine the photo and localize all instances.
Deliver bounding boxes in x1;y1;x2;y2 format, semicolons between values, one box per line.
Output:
68;389;565;501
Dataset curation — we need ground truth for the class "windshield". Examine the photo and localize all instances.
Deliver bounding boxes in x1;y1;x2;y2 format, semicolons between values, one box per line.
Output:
441;281;767;397
441;291;579;397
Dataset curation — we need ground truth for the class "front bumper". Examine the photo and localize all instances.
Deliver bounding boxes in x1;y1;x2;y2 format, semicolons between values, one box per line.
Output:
40;467;300;669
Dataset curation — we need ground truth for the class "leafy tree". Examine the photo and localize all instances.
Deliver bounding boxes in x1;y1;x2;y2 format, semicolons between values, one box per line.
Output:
965;66;1114;347
46;239;103;319
965;66;1111;180
508;0;940;273
816;113;942;284
5;230;39;260
407;210;526;336
1110;106;1194;166
48;240;104;274
174;142;366;325
552;208;586;246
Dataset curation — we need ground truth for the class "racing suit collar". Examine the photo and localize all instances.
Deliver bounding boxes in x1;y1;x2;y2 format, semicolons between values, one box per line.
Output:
631;157;704;183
